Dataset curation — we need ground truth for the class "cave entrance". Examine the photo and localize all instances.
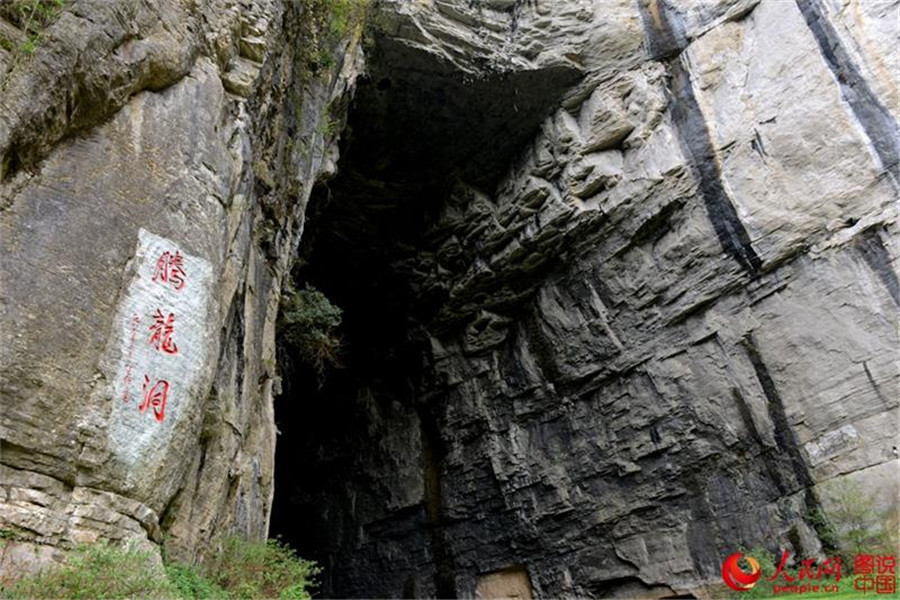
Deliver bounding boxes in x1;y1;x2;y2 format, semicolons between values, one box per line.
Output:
268;32;581;597
268;177;437;597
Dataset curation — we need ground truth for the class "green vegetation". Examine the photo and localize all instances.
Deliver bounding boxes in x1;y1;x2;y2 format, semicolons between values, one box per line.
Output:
806;503;840;554
729;549;898;600
731;546;779;600
3;0;66;55
280;283;343;376
316;116;342;139
822;477;898;559
164;564;227;600
199;536;319;599
1;537;319;600
1;0;65;91
1;543;178;599
298;0;369;77
727;479;898;600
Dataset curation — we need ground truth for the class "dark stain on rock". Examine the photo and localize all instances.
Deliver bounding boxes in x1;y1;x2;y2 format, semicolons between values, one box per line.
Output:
741;333;813;489
853;226;900;307
751;129;768;161
804;489;840;553
862;361;890;407
667;61;763;276
637;0;763;276
730;388;797;495
795;0;900;186
637;0;688;60
419;404;457;598
731;388;765;449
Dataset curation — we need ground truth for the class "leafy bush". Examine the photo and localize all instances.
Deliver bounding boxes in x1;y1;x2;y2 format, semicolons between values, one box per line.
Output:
1;543;177;599
280;284;342;376
822;477;899;558
165;564;226;599
200;537;320;600
2;537;319;600
727;547;777;599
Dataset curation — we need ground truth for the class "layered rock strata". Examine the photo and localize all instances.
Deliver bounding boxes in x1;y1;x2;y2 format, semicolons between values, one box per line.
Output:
1;0;897;598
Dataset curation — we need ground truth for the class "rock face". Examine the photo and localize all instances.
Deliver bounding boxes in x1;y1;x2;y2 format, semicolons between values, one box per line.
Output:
271;1;899;598
1;0;363;572
1;0;898;598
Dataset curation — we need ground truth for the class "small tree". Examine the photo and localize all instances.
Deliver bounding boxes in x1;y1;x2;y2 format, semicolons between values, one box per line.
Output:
823;477;898;557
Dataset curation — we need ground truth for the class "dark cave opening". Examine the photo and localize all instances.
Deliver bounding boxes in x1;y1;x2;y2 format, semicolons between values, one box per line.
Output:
268;176;433;596
268;33;583;598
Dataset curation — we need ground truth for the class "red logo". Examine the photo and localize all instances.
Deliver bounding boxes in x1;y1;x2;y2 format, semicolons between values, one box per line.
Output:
723;553;762;592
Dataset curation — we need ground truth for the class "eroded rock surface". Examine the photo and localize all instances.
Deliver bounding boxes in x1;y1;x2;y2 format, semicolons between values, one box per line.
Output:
1;0;898;598
1;0;363;572
272;1;899;598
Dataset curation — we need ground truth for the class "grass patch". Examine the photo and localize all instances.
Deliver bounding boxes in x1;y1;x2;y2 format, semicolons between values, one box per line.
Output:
1;0;66;91
2;0;66;54
727;547;898;600
201;536;320;599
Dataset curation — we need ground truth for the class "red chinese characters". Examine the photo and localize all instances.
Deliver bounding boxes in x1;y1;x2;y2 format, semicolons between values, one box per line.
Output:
854;554;896;595
140;375;169;422
152;250;186;291
768;550;841;583
148;309;178;355
121;245;191;423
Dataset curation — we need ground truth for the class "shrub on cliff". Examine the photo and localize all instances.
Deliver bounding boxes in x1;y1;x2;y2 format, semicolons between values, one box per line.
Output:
199;536;320;600
280;284;343;376
822;477;900;558
299;0;370;75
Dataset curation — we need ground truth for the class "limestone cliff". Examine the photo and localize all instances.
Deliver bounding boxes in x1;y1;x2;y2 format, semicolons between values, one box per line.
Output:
1;0;363;571
1;0;898;598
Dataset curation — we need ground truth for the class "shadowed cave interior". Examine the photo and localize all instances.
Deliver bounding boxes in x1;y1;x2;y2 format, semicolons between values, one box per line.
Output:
269;36;582;598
